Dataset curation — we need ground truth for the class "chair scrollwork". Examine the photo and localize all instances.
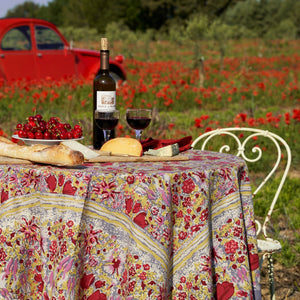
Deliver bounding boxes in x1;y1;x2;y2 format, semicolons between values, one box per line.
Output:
192;127;292;299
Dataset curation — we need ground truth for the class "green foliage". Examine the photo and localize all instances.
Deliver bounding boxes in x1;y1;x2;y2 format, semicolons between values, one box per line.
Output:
105;21;138;59
254;177;299;220
207;19;231;41
265;19;298;40
59;0;87;28
4;0;300;40
45;0;71;26
185;14;209;41
277;239;300;267
59;27;98;42
185;14;209;67
105;22;138;44
223;0;300;39
254;177;300;267
168;23;186;45
6;1;41;18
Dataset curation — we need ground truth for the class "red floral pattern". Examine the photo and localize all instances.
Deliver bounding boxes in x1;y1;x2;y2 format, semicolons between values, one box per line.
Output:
0;150;261;299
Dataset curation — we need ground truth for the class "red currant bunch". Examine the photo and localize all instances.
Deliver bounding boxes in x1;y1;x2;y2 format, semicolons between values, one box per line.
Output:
15;114;83;140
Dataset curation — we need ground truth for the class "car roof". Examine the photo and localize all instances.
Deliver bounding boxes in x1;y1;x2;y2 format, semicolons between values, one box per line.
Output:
0;18;56;31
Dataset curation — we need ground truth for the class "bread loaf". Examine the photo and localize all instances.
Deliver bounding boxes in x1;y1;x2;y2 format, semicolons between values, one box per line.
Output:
0;137;84;166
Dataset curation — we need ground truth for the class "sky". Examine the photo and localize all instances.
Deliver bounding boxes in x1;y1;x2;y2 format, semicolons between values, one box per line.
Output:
0;0;52;18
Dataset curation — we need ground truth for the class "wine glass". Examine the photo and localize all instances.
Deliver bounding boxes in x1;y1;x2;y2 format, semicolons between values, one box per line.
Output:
95;110;119;142
126;109;152;141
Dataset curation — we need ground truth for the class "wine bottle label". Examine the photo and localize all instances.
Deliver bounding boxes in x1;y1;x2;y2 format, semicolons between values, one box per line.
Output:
96;91;116;112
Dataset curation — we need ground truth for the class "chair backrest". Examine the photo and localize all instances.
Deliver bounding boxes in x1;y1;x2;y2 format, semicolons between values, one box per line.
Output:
191;127;292;239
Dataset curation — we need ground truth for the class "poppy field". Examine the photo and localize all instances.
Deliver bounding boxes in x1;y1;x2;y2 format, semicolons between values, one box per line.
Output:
0;39;299;169
0;38;299;295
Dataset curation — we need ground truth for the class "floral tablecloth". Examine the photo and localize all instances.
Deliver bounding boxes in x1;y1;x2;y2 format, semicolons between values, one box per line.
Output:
0;150;261;300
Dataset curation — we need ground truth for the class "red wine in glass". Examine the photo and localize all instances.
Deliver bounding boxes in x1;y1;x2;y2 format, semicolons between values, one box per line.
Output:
126;109;152;140
95;110;119;142
95;118;119;131
126;117;151;130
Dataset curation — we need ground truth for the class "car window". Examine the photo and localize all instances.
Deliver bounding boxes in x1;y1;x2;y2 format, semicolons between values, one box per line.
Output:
1;25;32;51
35;25;65;50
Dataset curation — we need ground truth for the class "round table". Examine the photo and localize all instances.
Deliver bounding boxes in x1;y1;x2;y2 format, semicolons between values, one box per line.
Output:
0;150;261;299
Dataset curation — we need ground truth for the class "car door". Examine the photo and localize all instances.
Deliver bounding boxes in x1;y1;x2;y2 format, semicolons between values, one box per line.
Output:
0;25;37;81
34;25;77;79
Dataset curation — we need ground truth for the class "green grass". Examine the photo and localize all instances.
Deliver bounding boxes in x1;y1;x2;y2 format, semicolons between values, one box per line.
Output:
253;177;300;267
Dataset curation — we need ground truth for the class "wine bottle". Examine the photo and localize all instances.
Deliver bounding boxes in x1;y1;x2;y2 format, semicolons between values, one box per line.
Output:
93;38;116;149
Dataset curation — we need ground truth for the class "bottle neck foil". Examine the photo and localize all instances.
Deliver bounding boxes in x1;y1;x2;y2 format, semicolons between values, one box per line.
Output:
100;50;109;71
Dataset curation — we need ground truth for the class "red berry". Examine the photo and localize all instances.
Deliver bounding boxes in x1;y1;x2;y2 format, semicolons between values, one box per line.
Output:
27;132;34;139
60;132;68;139
18;130;24;138
16;116;83;140
29;121;36;128
35;132;43;139
11;136;19;143
44;131;51;139
74;129;82;137
72;133;81;139
66;132;73;139
39;124;46;132
49;117;58;125
64;123;71;130
35;114;42;121
23;124;32;132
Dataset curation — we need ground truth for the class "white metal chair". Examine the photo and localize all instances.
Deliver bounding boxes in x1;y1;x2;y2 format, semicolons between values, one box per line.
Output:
191;127;292;300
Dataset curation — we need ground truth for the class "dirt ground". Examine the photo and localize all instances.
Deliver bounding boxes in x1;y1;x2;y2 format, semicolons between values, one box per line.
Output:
260;262;300;299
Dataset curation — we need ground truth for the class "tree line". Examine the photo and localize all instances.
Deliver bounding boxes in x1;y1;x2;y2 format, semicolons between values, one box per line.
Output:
5;0;300;40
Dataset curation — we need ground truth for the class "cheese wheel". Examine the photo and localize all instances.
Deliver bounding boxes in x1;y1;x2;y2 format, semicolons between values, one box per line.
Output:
100;137;143;157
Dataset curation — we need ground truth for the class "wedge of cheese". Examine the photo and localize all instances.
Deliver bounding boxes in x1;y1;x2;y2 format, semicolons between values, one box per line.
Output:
62;140;100;160
100;137;143;157
144;143;179;157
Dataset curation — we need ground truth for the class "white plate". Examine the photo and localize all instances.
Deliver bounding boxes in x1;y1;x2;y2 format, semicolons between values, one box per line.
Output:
12;135;84;146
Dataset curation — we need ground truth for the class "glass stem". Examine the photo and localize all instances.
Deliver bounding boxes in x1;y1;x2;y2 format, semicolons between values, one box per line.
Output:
135;130;142;141
103;130;111;142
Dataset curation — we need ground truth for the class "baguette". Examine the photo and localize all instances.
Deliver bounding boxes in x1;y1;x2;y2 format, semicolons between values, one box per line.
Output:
0;137;84;166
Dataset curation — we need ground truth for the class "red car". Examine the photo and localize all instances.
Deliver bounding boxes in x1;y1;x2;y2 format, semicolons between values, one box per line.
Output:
0;18;126;83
